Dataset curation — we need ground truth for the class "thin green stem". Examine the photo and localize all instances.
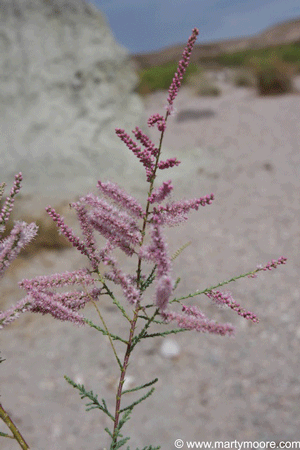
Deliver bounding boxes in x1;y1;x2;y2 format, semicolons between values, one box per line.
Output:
171;267;264;303
91;299;123;370
97;273;131;322
136;109;170;289
111;304;140;446
0;403;30;450
82;285;124;369
111;110;172;448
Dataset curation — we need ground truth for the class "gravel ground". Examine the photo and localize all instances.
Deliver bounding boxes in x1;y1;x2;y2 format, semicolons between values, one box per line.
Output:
1;78;300;449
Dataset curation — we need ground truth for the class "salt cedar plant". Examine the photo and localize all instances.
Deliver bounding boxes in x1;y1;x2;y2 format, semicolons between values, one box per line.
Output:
0;28;288;450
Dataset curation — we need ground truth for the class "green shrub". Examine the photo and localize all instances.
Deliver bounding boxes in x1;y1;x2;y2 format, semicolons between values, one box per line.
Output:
136;61;200;96
233;69;255;87
213;42;300;72
245;52;296;96
197;82;221;97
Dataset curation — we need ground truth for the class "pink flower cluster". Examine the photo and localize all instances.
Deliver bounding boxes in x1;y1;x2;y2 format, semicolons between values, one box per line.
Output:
161;304;235;336
205;290;259;323
0;172;22;233
17;269;101;326
115;113;183;183
166;27;199;113
248;256;287;278
0;28;287;339
0;173;39;328
0;173;38;281
151;194;214;226
148;180;173;204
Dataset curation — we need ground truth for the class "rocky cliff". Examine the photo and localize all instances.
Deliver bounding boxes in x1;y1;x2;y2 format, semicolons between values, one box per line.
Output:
0;0;146;221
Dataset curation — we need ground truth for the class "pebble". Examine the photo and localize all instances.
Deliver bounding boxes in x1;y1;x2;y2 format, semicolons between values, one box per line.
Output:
160;338;180;359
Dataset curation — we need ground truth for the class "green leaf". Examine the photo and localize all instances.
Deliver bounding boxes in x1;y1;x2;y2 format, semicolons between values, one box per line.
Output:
122;377;158;395
84;318;129;344
140;265;157;292
171;241;192;261
64;375;114;421
119;387;156;414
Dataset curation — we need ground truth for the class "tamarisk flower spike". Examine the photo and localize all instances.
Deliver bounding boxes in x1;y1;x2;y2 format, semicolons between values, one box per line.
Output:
132;126;160;158
0;221;38;280
1;29;288;344
248;256;287;278
70;202;101;271
147;114;167;133
16;270;102;327
166;27;199;114
0;173;38;279
78;193;142;257
161;304;235;337
46;206;91;258
0;172;23;232
139;221;171;279
115;128;156;182
97;180;146;219
205;290;259;323
0;173;39;328
138;218;174;308
19;269;95;291
0;296;33;329
150;194;214;226
155;275;173;310
158;158;180;170
27;290;88;326
148;180;173;204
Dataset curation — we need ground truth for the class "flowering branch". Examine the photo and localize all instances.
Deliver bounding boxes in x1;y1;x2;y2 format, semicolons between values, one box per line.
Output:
1;27;288;450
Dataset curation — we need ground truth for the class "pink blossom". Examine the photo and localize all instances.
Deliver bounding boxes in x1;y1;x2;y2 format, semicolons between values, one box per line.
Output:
161;309;235;337
181;304;207;320
147;114;166;133
148;180;173;204
166;27;199;109
248;256;287;278
151;194;214;226
0;221;38;279
46;206;91;259
138;223;171;278
28;290;86;326
132;127;160;158
0;296;33;329
205;290;259;323
97;180;145;219
158;158;181;170
0;172;22;231
19;269;95;291
104;266;141;305
115;128;155;180
16;269;102;327
79;193;142;256
70;202;101;270
155;275;173;310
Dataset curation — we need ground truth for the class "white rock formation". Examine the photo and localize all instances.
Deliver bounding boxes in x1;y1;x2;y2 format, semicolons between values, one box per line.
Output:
0;0;147;216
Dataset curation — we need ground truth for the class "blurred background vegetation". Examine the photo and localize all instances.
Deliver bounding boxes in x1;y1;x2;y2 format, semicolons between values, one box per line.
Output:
134;40;300;98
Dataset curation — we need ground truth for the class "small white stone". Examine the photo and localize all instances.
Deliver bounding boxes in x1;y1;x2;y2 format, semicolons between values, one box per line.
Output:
160;339;180;359
123;375;135;390
74;374;84;385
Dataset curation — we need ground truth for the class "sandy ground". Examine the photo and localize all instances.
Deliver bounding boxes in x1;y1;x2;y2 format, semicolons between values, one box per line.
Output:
1;78;300;449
